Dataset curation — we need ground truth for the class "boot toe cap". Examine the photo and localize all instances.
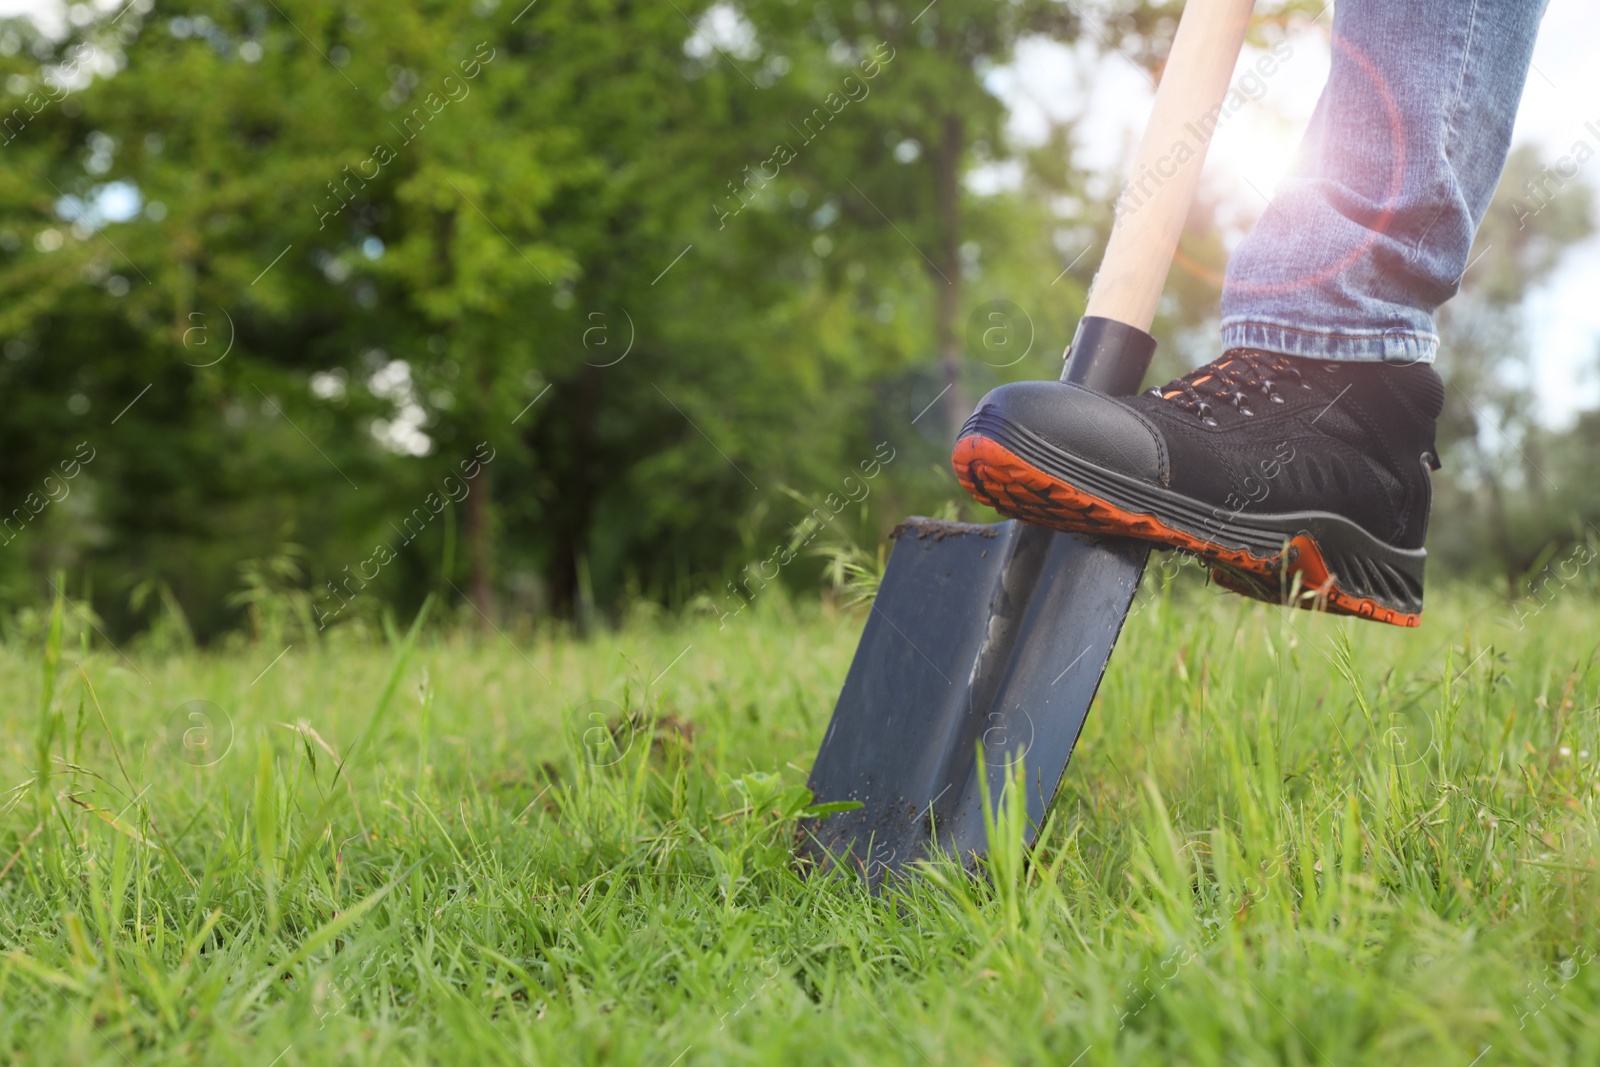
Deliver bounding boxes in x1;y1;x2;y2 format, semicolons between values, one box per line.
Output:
957;380;1168;483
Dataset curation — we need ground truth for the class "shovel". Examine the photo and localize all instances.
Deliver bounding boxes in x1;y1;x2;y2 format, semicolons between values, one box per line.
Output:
800;0;1257;888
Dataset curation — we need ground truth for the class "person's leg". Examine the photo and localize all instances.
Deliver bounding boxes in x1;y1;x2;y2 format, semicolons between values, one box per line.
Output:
1221;0;1548;365
952;0;1547;626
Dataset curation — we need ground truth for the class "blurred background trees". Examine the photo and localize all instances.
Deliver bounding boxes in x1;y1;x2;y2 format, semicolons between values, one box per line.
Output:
0;0;1594;643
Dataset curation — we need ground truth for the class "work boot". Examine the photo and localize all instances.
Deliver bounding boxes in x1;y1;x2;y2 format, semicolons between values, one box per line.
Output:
952;349;1445;626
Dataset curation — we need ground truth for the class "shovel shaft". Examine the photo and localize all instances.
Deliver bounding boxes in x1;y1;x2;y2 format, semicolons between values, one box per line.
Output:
1083;0;1256;333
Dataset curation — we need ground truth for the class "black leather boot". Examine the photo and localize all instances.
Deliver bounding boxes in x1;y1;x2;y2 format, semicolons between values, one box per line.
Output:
952;349;1445;626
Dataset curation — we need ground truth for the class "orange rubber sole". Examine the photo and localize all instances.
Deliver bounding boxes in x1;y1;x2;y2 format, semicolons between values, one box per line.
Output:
952;435;1420;628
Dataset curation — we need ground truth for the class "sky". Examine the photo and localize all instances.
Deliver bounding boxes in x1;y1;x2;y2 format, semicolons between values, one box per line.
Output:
4;0;1598;424
1506;1;1600;425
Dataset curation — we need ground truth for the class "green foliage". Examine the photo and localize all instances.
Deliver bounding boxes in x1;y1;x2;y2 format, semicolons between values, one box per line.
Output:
0;0;1595;645
227;545;318;646
0;0;1120;638
1429;145;1599;587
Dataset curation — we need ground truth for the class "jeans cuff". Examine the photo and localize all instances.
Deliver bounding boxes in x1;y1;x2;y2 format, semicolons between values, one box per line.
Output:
1220;318;1438;365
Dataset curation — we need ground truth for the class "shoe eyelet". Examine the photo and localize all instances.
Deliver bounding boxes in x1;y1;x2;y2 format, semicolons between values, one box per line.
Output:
1270;394;1285;404
1201;416;1219;428
1239;407;1254;417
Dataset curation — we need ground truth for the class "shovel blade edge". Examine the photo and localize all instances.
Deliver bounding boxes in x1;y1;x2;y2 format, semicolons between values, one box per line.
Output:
799;517;1148;889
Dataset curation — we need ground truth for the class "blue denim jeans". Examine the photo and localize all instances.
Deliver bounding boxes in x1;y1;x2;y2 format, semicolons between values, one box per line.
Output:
1220;0;1548;364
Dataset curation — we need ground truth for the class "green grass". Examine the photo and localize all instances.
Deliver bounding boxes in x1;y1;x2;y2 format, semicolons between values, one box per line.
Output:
3;574;1600;1066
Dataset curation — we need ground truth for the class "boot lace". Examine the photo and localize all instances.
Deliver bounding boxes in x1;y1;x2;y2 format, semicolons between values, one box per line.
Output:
1148;349;1314;426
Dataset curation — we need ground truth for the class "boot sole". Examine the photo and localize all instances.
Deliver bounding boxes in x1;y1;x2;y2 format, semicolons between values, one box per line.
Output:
952;414;1425;627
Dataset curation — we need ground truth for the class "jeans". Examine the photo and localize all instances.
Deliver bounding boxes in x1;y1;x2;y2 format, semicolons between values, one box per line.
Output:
1220;0;1548;364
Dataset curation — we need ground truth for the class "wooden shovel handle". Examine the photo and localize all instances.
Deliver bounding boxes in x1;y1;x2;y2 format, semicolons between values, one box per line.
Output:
1083;0;1256;332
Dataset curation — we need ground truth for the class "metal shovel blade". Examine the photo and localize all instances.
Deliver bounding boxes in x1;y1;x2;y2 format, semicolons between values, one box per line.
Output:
799;517;1148;888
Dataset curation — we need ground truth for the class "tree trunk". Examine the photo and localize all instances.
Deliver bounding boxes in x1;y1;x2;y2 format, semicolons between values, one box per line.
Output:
1483;456;1518;598
932;112;966;444
434;204;498;626
535;367;601;621
463;456;497;624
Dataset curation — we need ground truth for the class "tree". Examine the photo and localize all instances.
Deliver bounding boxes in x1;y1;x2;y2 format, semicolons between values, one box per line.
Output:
0;0;1143;637
1428;144;1596;586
